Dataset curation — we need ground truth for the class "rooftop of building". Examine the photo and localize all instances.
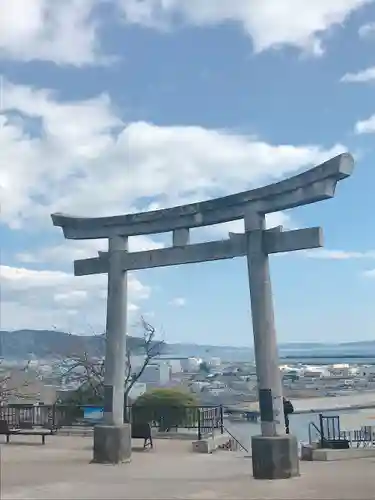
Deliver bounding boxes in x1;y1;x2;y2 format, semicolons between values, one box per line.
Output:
1;434;375;499
154;355;199;361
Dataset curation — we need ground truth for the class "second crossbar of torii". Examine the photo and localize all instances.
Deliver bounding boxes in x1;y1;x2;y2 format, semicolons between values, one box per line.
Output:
51;152;354;475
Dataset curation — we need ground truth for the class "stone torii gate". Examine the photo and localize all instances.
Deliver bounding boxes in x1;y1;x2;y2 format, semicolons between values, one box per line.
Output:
52;152;354;479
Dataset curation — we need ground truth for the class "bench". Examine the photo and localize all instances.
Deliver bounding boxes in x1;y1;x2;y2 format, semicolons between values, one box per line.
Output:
0;419;54;445
131;422;153;449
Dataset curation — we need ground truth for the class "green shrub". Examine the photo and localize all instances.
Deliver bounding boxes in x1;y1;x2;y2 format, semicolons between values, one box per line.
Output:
132;388;198;431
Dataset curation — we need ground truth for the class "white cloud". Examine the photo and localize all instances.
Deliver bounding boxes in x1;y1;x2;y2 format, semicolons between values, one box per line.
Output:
364;268;375;277
0;81;347;334
0;80;346;230
358;21;375;37
17;212;294;266
209;221;375;263
0;264;150;332
337;17;375;84
169;297;186;307
192;212;294;243
354;114;375;133
118;0;373;55
0;0;104;65
16;236;165;265
304;249;375;259
341;66;375;83
0;0;371;65
214;212;293;236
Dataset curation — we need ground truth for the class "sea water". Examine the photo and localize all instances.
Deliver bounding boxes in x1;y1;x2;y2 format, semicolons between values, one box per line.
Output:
224;409;361;451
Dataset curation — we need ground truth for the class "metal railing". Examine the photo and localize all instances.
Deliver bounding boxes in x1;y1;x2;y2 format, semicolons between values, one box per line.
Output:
0;404;57;429
197;405;223;440
308;415;375;450
127;404;223;439
308;421;322;445
340;427;375;448
308;414;341;447
319;414;341;445
222;425;249;453
0;403;223;441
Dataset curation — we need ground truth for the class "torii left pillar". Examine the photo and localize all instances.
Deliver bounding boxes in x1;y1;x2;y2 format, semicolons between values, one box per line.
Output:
92;236;132;464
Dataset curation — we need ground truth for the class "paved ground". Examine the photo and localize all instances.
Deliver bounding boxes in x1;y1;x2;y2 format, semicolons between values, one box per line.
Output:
1;435;375;499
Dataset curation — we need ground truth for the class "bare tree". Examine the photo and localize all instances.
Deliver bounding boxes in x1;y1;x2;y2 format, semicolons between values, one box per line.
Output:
123;317;165;401
0;360;41;404
55;317;165;404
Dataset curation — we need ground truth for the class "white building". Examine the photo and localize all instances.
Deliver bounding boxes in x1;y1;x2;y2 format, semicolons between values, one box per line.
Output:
181;357;201;372
301;365;329;378
360;366;375;378
138;363;171;385
153;356;200;373
130;355;183;374
280;365;303;374
328;364;358;378
190;381;210;393
128;382;147;400
207;357;221;368
166;359;183;373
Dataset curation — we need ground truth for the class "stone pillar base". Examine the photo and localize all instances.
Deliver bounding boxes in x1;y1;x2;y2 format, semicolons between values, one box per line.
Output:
92;424;132;464
251;434;300;479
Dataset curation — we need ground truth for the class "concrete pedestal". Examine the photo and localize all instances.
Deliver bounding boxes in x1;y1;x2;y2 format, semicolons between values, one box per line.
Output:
251;435;300;479
92;424;132;464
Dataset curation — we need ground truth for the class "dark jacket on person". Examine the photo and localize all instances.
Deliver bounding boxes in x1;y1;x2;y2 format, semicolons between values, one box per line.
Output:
283;398;294;433
283;398;294;416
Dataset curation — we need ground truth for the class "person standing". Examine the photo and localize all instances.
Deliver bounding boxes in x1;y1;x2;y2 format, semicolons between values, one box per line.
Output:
283;397;294;434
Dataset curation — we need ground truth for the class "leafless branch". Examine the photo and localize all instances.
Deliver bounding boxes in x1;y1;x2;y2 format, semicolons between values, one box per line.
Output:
53;318;165;401
0;359;41;404
124;316;165;398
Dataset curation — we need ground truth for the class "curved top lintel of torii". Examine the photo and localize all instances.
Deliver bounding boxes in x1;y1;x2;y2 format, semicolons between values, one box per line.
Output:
51;152;354;240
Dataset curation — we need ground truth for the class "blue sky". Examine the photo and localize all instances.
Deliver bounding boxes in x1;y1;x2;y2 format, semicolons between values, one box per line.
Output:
1;0;375;346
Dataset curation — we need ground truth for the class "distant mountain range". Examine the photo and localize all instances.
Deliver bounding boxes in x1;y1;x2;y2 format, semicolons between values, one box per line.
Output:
0;330;374;362
0;329;253;361
0;330;156;360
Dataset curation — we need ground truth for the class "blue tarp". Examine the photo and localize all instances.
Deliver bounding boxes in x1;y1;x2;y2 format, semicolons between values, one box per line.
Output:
83;407;103;421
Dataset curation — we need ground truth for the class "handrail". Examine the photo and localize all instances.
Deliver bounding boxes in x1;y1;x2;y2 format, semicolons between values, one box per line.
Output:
309;415;342;446
308;421;322;444
222;425;249;453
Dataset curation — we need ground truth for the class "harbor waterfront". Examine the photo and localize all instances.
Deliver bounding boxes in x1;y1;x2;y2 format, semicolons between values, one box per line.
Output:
225;391;375;450
228;390;375;415
225;408;375;451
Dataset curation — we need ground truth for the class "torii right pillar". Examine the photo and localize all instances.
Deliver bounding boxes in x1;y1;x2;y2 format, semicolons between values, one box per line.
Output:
245;212;299;479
